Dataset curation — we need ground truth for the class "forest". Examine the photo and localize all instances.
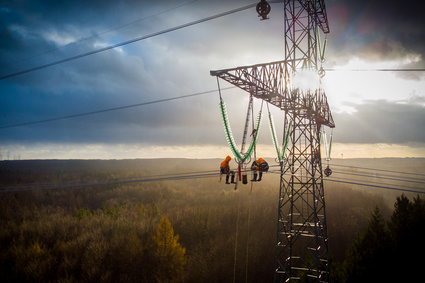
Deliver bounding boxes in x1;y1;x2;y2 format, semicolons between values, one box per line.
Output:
0;158;424;282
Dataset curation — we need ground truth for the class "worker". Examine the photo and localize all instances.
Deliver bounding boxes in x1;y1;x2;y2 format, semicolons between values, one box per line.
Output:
251;157;269;182
220;155;235;184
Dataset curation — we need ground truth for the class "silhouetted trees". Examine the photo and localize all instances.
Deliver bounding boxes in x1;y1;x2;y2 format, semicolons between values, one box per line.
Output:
339;195;425;282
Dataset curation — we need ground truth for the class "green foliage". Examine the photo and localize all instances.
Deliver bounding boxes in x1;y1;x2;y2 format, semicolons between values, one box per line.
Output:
0;205;188;282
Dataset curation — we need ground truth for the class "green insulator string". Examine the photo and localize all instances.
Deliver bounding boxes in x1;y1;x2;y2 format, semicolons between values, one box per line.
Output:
281;120;291;161
327;128;333;161
218;93;263;164
219;100;243;161
267;104;291;163
268;104;281;162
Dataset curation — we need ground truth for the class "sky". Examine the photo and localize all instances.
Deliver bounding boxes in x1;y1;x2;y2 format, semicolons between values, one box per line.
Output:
0;0;424;160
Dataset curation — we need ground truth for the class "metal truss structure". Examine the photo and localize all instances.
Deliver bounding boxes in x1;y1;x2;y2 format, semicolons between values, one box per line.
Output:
210;1;334;282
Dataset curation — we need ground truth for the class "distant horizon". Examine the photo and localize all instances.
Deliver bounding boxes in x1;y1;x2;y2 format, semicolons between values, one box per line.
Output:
2;156;425;161
1;142;424;160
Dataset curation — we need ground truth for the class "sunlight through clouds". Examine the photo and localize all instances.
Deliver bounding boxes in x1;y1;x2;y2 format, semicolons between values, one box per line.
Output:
324;56;425;113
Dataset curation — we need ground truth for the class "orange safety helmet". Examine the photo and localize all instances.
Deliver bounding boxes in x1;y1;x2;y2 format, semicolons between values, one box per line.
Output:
221;155;232;168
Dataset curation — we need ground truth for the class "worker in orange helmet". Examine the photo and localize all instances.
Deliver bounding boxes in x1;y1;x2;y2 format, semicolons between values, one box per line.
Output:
251;157;269;182
220;155;235;184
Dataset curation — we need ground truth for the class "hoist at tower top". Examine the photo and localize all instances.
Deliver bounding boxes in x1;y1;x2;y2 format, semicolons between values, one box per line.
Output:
257;0;330;34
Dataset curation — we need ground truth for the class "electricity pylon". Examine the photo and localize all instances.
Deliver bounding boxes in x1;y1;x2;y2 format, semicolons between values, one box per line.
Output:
210;0;334;282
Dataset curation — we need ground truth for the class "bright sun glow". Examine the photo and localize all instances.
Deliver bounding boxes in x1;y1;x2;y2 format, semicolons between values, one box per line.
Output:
291;69;321;91
323;56;425;113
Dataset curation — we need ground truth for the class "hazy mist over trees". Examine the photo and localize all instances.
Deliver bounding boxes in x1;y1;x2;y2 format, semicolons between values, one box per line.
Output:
0;158;424;282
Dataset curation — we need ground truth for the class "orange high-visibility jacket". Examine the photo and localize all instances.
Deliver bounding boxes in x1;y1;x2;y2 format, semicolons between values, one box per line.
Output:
220;155;232;168
253;157;267;171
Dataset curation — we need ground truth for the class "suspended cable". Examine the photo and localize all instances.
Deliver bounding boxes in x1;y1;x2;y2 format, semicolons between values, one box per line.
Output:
332;170;425;184
0;2;258;81
0;171;219;193
332;163;425;177
333;171;425;184
325;68;425;72
324;178;425;195
245;188;253;283
12;0;201;66
1;168;220;191
2;167;425;194
328;175;425;193
233;195;241;283
0;87;235;129
267;170;425;194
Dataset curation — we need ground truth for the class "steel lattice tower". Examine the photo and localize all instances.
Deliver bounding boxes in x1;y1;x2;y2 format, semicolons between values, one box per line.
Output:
211;0;334;282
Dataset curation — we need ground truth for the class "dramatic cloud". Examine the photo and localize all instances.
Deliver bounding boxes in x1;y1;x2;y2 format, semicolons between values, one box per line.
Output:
327;0;425;71
333;99;425;144
0;0;424;158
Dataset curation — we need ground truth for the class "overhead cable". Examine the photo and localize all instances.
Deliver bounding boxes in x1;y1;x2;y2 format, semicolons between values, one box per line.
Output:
0;2;258;80
0;172;219;193
332;163;425;177
12;0;201;66
332;170;425;184
324;178;425;195
2;167;425;194
325;68;425;72
0;87;235;129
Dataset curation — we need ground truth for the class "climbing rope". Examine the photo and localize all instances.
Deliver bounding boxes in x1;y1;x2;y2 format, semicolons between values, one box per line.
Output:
233;194;241;283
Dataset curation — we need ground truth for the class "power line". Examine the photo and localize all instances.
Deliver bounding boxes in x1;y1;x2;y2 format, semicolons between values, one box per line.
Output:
325;178;425;195
3;166;425;194
332;163;425;177
325;68;425;72
332;170;425;185
0;171;219;193
12;0;201;66
268;163;425;184
267;170;425;194
0;2;257;81
328;175;424;193
333;168;425;182
0;87;235;129
0;168;220;191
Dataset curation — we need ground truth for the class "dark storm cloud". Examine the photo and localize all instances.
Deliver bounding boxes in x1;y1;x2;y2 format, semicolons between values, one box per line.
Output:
327;0;425;69
333;99;425;144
